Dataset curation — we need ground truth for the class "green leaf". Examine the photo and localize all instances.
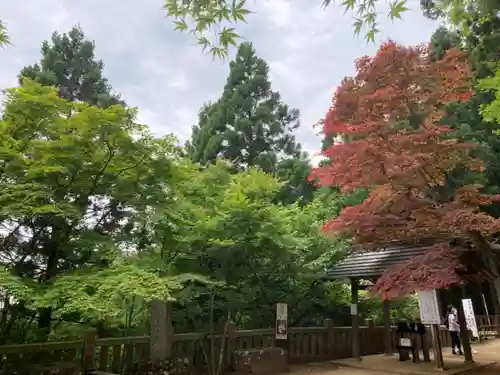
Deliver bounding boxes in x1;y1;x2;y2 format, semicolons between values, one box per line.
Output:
195;16;215;32
197;36;211;53
389;0;409;20
231;0;252;22
364;11;377;25
173;19;189;31
365;27;379;43
342;0;357;14
321;0;334;9
219;27;240;48
0;20;10;47
210;45;228;59
353;18;364;36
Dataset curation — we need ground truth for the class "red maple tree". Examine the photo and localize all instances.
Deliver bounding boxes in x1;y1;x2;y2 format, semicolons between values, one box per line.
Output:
311;41;500;299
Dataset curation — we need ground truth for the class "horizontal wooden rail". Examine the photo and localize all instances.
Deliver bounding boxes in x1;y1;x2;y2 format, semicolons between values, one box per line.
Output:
0;314;497;375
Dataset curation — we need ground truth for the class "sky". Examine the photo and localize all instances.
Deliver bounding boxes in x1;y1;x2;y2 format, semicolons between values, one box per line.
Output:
0;0;439;161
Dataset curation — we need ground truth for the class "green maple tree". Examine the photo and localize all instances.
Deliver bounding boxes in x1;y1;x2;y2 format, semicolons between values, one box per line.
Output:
0;78;179;341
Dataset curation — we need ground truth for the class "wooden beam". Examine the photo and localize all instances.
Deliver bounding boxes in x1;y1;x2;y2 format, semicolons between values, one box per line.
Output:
350;277;361;361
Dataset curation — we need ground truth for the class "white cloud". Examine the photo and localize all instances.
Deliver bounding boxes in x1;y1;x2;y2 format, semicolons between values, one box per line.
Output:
260;0;294;29
0;0;439;156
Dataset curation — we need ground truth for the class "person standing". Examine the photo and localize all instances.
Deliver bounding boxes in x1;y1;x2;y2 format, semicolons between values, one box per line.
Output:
447;305;463;355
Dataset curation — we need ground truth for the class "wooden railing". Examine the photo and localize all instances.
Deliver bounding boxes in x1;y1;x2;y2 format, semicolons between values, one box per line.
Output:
0;316;498;375
0;339;84;374
476;314;500;336
96;336;150;374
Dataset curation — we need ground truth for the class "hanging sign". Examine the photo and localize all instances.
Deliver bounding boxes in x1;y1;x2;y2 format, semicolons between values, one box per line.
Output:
400;338;411;347
417;290;441;325
461;299;479;338
276;303;288;340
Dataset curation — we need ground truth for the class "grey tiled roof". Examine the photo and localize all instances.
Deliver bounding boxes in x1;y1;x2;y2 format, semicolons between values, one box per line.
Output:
321;244;430;280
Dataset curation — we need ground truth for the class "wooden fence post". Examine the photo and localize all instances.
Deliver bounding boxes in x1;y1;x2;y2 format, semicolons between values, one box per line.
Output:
324;319;334;359
363;319;374;354
224;322;236;370
82;328;97;372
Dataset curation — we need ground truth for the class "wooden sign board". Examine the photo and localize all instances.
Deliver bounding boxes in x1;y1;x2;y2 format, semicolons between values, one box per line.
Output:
276;303;288;340
417;290;441;325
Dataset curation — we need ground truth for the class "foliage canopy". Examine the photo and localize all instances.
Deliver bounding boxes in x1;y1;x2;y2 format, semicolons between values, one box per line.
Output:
311;41;500;299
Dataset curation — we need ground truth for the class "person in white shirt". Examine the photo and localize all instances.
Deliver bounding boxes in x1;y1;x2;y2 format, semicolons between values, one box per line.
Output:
447;305;463;355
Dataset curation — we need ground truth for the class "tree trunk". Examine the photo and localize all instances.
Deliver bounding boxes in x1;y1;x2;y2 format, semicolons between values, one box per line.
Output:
36;244;60;342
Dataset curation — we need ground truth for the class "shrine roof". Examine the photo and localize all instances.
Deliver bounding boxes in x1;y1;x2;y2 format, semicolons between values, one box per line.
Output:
321;244;432;280
321;240;487;281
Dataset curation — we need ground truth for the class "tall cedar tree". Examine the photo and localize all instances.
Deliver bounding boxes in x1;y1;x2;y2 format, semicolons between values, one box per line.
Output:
187;42;301;173
310;41;500;299
19;26;124;107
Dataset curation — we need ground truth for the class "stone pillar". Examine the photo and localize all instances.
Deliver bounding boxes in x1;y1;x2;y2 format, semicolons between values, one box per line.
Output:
150;270;174;363
82;328;97;372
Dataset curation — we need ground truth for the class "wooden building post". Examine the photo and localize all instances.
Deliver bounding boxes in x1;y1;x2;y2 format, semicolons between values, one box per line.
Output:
457;286;474;364
382;299;392;355
430;324;444;370
426;289;444;370
350;278;361;361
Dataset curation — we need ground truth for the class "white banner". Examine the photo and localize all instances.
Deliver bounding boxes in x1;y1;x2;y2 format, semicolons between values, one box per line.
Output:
276;303;287;320
461;299;479;338
417;290;441;325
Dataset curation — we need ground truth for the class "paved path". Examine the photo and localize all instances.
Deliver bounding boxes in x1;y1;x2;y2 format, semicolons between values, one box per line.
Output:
284;339;500;375
461;340;500;374
287;362;387;375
